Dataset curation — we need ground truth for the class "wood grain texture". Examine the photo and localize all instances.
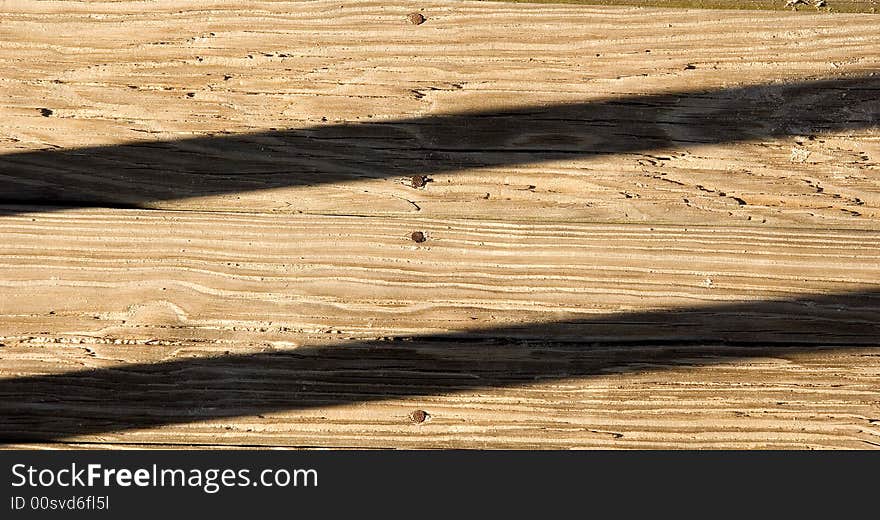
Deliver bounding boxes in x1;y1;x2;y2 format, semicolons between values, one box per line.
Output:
0;209;878;448
1;1;879;226
1;1;879;449
482;0;880;14
1;210;880;340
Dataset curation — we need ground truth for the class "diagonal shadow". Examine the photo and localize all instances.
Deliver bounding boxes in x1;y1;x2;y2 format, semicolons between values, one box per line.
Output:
1;289;878;442
0;74;877;213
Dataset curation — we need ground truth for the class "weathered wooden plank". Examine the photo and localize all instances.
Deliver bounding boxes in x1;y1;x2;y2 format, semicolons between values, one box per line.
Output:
2;209;880;341
0;209;878;448
1;1;878;227
1;1;879;449
484;0;880;14
0;344;877;449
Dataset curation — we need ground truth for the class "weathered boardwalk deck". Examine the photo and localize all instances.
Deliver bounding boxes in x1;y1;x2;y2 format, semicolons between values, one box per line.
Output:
1;1;878;448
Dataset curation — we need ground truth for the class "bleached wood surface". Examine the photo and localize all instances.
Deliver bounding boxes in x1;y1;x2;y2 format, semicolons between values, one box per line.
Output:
0;1;878;448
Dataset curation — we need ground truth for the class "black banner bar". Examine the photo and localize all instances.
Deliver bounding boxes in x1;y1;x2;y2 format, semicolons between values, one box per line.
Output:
2;451;877;517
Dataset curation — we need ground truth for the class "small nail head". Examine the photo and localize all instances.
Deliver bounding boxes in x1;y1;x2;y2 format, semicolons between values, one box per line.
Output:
410;410;430;423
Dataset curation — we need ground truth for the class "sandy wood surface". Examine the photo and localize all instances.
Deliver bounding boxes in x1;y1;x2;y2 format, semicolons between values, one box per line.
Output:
484;0;880;14
0;1;878;448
